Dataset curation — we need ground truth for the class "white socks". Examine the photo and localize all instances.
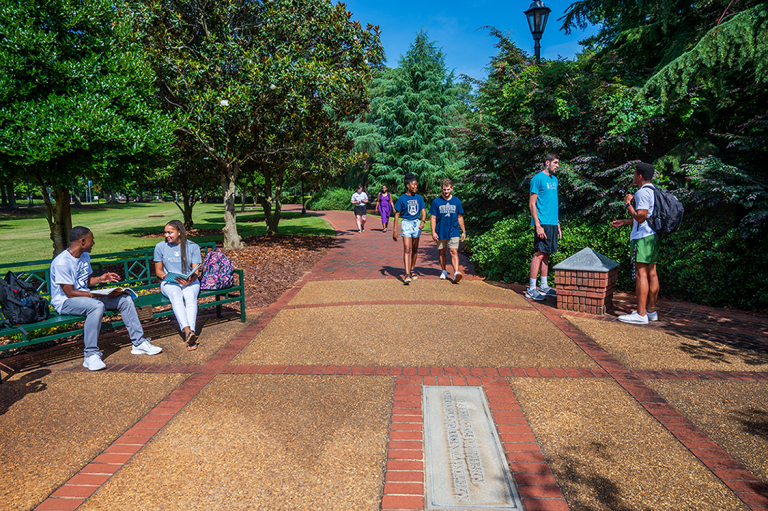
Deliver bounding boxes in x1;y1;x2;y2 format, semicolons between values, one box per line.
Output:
541;276;549;288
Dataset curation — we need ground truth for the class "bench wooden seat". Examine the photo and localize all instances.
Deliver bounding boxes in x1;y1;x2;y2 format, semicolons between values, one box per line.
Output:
0;242;246;353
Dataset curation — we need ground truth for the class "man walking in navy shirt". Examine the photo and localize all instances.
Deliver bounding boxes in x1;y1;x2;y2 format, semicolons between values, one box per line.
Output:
430;179;466;283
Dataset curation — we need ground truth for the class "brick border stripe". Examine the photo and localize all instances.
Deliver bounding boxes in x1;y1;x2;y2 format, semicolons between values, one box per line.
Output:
533;302;768;510
60;362;768;382
382;377;425;510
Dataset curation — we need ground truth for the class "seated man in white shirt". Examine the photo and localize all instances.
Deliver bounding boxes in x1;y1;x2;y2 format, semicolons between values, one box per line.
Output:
49;226;163;371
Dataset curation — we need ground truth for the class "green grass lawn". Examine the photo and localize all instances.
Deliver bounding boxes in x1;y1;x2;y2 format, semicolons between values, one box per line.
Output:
0;203;335;265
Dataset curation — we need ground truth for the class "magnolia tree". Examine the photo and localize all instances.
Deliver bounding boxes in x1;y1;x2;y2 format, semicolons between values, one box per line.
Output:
0;0;174;255
131;0;383;247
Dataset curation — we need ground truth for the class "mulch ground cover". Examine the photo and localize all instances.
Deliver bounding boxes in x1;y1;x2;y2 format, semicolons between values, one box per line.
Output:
222;235;335;309
114;232;335;309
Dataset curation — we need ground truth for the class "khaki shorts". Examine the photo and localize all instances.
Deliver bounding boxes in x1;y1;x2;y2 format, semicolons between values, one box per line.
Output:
437;237;460;250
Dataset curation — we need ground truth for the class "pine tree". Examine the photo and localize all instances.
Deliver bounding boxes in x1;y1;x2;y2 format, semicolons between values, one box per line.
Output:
362;31;467;197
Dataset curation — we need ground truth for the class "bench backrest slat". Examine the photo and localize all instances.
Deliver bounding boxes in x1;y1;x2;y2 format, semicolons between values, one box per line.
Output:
0;242;219;298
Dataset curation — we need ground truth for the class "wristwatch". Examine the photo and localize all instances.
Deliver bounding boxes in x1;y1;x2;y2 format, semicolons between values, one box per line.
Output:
625;202;632;209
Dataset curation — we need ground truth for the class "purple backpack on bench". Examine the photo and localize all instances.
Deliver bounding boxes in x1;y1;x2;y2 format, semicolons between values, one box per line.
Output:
199;249;235;290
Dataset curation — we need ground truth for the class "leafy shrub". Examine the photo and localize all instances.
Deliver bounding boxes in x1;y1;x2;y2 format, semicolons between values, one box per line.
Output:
307;187;354;211
467;212;768;310
467;213;631;287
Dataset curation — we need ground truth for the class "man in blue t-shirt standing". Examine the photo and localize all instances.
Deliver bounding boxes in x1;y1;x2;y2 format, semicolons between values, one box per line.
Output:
430;179;466;283
527;153;561;301
392;173;426;284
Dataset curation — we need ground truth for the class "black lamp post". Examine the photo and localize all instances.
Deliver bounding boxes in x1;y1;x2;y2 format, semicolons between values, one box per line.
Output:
524;0;552;63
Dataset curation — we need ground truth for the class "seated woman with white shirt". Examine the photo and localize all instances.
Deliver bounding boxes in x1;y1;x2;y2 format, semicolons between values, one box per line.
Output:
153;220;202;350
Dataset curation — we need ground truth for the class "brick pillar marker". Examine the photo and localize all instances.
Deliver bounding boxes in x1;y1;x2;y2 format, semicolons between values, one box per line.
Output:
553;248;619;315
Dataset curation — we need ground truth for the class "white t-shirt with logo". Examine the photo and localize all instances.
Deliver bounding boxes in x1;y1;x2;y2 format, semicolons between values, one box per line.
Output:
351;192;368;204
630;184;656;240
49;251;92;312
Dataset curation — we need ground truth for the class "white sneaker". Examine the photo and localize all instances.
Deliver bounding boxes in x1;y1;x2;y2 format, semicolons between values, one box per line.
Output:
618;311;649;324
454;272;462;283
131;340;163;355
440;270;448;280
539;285;556;297
83;353;106;371
525;288;546;301
647;311;659;321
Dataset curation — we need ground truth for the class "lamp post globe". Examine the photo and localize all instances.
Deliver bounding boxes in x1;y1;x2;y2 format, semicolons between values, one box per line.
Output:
524;0;552;63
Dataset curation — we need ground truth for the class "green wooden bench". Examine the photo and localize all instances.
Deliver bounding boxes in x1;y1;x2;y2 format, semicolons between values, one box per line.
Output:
0;242;246;353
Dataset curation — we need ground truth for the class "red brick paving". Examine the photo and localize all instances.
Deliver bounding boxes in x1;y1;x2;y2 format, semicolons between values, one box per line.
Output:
24;207;768;510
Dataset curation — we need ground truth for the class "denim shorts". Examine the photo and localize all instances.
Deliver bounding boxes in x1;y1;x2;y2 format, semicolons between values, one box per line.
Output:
401;218;422;238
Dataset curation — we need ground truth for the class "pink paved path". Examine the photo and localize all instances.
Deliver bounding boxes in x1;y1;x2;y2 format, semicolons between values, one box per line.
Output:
10;206;768;511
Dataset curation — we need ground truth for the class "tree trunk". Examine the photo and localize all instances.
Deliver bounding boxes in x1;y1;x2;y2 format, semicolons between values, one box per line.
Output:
6;182;17;208
221;163;243;249
38;175;72;257
258;162;284;236
174;192;195;230
0;181;7;206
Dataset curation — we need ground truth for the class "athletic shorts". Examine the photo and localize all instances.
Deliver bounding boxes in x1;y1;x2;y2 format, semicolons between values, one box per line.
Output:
354;205;367;217
437;237;460;250
632;234;659;265
401;218;422;238
533;225;558;254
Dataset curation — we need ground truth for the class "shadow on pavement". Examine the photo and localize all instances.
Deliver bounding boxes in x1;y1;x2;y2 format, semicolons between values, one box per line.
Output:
731;407;768;441
556;443;653;511
0;368;50;415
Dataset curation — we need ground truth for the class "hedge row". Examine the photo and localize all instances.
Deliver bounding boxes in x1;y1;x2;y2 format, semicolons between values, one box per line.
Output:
467;213;768;310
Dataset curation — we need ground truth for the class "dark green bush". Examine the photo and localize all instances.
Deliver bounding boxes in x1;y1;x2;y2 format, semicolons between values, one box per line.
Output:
467;213;768;310
307;187;354;211
467;213;631;287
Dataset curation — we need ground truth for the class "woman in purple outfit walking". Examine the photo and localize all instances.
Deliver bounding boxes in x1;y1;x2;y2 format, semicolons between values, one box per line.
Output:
376;185;393;232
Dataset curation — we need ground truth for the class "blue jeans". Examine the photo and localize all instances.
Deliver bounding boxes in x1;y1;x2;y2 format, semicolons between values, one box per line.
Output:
59;294;147;356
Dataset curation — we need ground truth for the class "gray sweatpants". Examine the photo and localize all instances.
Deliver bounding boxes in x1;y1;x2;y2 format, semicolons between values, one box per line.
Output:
59;294;146;356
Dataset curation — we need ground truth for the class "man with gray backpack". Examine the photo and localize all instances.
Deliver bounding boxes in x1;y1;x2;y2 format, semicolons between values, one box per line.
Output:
611;162;683;325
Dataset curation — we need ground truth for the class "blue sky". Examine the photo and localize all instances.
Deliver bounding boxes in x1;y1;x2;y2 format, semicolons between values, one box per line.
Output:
339;0;599;81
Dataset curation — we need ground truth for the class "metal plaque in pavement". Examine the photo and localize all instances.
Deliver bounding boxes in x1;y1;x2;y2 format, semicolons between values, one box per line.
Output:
423;386;522;510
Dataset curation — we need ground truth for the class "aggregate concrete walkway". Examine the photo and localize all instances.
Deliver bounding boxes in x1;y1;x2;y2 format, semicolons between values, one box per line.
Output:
2;207;767;511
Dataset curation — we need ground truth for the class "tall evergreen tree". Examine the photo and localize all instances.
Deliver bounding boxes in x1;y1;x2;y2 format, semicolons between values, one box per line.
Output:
361;31;466;197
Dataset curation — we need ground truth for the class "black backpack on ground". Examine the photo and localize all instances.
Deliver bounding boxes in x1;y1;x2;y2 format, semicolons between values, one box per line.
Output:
641;184;685;234
0;271;50;328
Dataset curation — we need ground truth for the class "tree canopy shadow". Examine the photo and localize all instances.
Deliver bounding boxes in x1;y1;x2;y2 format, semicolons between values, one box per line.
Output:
552;441;653;511
730;407;768;441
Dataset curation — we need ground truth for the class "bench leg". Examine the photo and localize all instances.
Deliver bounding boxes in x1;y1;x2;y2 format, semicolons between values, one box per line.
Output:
216;294;222;318
240;292;246;323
